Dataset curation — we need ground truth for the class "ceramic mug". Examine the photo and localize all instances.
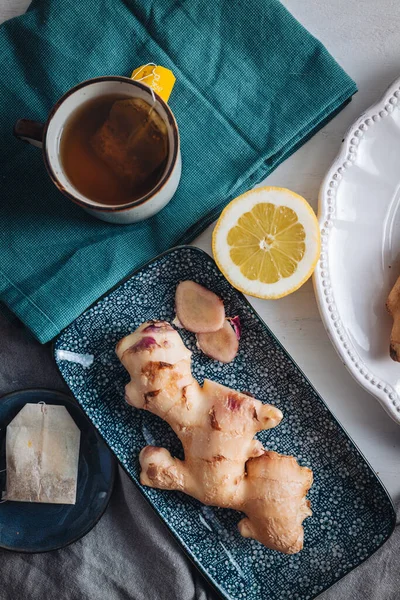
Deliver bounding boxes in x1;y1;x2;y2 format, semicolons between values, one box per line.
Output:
14;76;181;224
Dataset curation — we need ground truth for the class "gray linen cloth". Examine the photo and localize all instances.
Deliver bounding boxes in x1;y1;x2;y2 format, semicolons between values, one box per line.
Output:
0;313;399;600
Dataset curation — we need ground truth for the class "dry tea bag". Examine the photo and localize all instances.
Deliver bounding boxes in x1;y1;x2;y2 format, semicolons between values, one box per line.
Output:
5;404;80;504
91;97;168;191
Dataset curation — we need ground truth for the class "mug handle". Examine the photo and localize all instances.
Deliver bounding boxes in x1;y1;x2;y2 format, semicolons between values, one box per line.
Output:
13;119;45;148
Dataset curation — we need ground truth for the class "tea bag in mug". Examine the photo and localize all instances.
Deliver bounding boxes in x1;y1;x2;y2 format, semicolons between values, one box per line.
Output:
91;98;168;190
5;403;80;504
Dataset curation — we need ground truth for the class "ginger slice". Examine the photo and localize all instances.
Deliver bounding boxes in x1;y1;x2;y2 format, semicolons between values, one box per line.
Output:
175;281;225;333
196;320;239;363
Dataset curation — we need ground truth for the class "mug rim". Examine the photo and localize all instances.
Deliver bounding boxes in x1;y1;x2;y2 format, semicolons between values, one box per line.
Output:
42;75;180;213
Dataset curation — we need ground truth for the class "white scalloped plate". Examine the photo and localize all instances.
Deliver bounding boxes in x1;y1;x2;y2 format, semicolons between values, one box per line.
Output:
314;77;400;424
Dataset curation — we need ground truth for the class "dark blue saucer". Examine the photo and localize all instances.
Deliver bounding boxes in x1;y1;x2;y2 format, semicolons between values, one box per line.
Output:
0;389;116;552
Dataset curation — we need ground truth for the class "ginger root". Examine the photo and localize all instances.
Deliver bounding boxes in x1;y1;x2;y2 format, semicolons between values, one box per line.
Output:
116;321;313;554
387;275;400;361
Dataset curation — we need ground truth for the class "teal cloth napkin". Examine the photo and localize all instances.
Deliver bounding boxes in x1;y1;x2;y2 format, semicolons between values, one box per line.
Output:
0;0;356;343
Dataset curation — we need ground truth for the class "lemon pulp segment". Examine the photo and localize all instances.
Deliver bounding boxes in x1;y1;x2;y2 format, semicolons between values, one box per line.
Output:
227;203;306;284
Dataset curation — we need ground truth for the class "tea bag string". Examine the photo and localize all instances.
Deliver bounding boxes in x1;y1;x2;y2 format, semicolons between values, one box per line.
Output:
131;62;157;113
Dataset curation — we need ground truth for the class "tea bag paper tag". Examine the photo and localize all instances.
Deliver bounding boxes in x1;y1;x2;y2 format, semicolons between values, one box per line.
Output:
5;403;80;505
131;64;176;102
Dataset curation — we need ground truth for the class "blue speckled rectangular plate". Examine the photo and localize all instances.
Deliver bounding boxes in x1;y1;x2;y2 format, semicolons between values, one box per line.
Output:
54;246;395;600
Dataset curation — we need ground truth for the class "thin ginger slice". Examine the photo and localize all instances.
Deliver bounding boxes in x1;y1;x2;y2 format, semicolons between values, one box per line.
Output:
175;280;225;333
116;320;313;554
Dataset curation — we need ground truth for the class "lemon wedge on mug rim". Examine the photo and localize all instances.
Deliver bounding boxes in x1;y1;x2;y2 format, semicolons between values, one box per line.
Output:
212;187;321;299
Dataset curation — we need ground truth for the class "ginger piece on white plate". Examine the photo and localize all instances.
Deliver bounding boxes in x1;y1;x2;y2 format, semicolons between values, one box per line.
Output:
387;274;400;361
116;321;313;554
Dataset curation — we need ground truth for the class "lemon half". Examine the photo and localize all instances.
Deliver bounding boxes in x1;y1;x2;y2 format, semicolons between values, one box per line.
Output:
212;187;321;299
